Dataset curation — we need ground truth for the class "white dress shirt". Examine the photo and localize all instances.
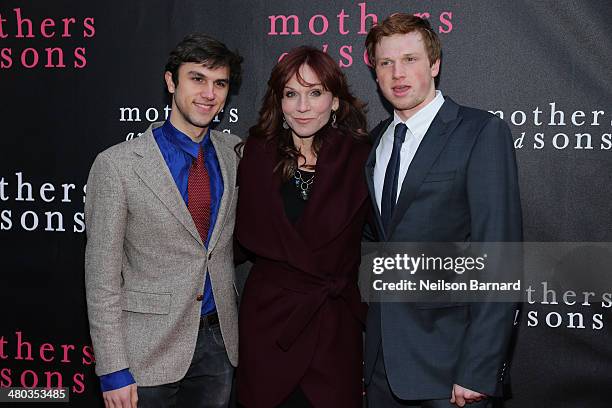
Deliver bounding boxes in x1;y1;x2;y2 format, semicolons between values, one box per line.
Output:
374;90;445;213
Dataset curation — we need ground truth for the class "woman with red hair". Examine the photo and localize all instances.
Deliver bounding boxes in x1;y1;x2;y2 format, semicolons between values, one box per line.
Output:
235;46;371;407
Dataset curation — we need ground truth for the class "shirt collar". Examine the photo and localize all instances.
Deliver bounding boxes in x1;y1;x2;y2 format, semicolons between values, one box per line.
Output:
161;119;211;159
392;90;445;140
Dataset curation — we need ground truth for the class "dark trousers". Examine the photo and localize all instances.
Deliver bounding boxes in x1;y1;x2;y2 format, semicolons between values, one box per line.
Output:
137;314;234;408
367;343;493;408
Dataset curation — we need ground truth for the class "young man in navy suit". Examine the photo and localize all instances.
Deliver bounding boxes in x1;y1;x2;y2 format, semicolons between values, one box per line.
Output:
364;14;522;408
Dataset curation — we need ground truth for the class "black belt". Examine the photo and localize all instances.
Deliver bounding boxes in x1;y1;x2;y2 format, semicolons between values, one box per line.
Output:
200;311;219;327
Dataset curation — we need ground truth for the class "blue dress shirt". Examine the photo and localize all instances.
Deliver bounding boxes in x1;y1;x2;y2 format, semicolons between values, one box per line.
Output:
99;120;224;392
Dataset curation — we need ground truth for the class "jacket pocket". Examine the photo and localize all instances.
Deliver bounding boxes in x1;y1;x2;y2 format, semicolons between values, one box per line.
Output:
423;171;456;183
414;302;467;309
122;290;171;315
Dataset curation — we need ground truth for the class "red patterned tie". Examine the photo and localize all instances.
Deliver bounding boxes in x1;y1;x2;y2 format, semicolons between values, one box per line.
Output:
188;146;211;242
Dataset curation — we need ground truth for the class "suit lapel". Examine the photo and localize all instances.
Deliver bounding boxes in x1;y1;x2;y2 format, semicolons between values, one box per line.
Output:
207;130;236;252
366;118;393;240
132;124;203;245
387;98;462;238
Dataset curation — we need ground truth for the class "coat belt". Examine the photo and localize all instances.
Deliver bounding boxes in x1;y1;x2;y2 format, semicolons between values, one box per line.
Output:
257;259;367;351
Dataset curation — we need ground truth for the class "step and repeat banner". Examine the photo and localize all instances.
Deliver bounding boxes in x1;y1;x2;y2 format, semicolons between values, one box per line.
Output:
1;1;611;407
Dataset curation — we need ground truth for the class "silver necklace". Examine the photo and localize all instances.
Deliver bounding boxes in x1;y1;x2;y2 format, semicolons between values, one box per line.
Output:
293;169;315;201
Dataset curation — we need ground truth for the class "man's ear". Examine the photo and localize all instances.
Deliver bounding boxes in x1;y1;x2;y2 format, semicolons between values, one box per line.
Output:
164;71;175;94
430;59;441;78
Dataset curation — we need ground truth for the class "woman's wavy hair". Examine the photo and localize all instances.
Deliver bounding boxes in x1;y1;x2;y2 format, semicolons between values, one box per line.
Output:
249;46;369;180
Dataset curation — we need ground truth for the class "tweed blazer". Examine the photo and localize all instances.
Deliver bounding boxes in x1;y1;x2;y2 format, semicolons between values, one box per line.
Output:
85;122;240;386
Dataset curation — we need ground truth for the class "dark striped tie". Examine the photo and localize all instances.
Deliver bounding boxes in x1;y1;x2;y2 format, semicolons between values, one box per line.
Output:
381;123;408;235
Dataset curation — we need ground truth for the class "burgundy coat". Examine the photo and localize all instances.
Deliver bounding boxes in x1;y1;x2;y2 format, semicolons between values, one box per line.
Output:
235;127;370;408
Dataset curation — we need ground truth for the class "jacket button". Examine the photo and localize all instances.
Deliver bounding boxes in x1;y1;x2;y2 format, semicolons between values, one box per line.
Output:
196;294;204;301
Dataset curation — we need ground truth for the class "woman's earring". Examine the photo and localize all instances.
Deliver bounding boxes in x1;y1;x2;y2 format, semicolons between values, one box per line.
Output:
331;111;337;128
282;117;289;129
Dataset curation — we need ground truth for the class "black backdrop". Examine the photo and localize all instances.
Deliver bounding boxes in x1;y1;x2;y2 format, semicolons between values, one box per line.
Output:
1;1;611;407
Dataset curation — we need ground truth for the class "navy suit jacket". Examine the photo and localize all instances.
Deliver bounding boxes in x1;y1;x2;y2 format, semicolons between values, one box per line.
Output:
364;97;522;400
